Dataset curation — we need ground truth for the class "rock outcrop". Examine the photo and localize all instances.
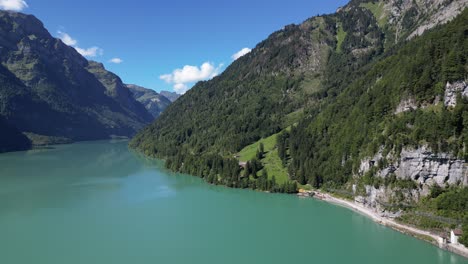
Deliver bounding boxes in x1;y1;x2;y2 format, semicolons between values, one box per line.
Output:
444;80;468;107
395;147;467;187
366;0;468;40
354;185;418;218
395;98;417;114
360;146;468;188
407;0;468;39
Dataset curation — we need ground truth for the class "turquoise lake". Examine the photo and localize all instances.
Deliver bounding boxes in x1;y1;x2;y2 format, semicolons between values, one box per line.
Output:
0;140;467;264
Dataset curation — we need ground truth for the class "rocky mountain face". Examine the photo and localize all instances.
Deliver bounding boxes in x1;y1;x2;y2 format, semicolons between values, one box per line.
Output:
0;11;153;150
358;144;468;214
86;62;154;121
160;91;180;102
363;146;468;188
343;0;468;41
126;84;172;118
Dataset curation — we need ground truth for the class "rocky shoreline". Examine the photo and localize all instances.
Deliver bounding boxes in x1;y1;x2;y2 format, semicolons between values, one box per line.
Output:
298;190;468;259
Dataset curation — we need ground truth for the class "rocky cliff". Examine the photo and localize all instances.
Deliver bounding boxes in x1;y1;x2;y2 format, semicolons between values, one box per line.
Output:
357;144;468;215
361;145;466;184
357;78;468;212
445;80;468;107
343;0;468;41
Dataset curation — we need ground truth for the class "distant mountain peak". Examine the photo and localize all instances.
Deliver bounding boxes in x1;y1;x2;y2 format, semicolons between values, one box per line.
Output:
160;90;181;102
126;84;172;118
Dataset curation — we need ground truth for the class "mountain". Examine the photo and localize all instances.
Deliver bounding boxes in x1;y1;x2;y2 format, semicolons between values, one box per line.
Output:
160;91;181;102
0;11;153;150
131;0;468;239
132;0;468;157
126;84;172;118
86;62;153;122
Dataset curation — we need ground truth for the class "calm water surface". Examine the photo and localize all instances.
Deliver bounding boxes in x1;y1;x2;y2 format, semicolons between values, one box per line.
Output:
0;141;466;264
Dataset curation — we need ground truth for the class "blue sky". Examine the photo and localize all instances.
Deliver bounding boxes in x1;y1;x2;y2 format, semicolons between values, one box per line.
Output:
2;0;349;93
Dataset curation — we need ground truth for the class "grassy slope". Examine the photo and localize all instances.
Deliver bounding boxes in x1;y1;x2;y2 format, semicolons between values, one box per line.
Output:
360;2;388;28
336;23;347;53
238;133;277;162
238;130;290;184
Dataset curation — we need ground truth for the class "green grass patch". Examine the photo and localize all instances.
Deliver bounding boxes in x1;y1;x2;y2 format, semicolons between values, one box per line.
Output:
336;23;346;53
284;109;303;127
238;128;292;184
259;148;289;184
360;2;388;28
238;132;278;162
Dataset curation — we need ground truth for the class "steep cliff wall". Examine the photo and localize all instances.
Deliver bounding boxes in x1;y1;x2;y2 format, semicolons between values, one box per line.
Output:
357;144;467;215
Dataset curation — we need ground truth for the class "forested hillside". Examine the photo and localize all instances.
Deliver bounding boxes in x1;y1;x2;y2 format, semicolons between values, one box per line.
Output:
131;3;468;243
131;0;468;191
287;10;468;187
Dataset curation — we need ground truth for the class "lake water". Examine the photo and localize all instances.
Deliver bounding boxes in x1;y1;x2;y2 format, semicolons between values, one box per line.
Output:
0;140;466;264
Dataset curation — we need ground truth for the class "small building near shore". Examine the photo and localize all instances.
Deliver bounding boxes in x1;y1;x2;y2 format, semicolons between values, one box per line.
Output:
451;229;463;244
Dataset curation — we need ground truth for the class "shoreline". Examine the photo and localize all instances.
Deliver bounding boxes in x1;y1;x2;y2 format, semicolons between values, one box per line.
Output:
306;190;468;259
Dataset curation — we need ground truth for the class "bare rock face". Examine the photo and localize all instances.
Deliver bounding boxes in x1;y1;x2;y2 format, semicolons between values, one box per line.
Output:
354;185;419;218
444;80;468;107
353;0;468;42
360;146;468;188
395;98;417;114
376;0;468;40
395;146;468;187
355;146;467;215
407;0;468;38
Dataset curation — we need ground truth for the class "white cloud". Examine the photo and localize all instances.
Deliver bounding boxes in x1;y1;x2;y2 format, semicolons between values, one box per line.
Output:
75;46;103;57
160;62;223;94
109;58;123;64
57;31;77;46
0;0;28;11
57;31;103;58
173;83;188;94
232;48;251;60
